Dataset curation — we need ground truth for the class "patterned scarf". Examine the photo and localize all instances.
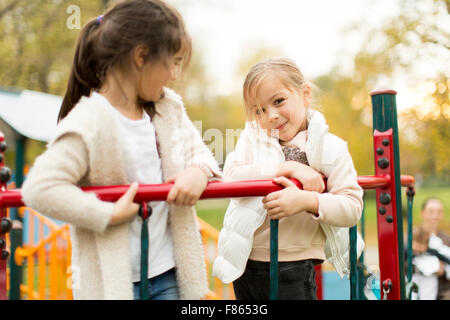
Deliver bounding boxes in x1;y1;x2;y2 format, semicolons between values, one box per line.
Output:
282;146;309;166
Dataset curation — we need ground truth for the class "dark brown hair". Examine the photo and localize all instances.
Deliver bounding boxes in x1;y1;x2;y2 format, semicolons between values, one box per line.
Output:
58;0;191;122
413;227;430;246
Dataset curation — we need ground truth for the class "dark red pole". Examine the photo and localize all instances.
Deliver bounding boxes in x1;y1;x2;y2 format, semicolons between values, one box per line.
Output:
373;129;402;300
315;265;323;300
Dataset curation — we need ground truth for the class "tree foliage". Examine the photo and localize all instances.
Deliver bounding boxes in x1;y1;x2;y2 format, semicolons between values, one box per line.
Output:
316;0;449;182
0;0;106;94
0;0;447;183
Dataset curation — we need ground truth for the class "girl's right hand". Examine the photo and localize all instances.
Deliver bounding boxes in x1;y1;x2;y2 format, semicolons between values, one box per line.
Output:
276;161;325;193
109;182;140;226
165;166;209;206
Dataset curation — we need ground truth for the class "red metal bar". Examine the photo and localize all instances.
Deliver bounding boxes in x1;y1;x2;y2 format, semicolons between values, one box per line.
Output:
399;175;415;188
0;179;302;207
0;175;415;208
357;176;389;189
86;179;305;202
370;89;398;96
373;129;401;300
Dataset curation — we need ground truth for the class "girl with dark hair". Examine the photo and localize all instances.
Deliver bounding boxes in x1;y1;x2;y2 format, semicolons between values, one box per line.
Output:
22;0;221;300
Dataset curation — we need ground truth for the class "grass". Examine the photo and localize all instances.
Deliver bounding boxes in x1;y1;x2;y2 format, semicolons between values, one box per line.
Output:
196;186;450;246
196;199;230;230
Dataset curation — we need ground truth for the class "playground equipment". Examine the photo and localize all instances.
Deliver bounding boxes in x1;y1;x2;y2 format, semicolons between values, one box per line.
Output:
14;207;72;300
0;135;12;300
0;89;417;300
9;205;231;300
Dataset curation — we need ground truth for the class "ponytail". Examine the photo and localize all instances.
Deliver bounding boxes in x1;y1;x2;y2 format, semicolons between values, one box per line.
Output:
58;19;102;123
58;0;192;123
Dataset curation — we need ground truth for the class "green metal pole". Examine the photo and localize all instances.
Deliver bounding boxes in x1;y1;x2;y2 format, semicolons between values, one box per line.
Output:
349;226;358;300
357;199;367;300
360;196;365;256
406;188;416;299
371;90;406;300
140;218;149;300
14;137;24;198
406;188;415;283
139;203;151;300
9;228;22;300
9;136;25;300
269;219;278;300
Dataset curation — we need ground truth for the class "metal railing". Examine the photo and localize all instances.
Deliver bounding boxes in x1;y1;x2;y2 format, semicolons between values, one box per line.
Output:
2;175;415;300
0;89;418;300
198;218;235;300
14;207;72;300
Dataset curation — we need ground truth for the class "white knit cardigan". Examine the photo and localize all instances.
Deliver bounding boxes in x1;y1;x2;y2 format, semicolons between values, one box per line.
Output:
22;88;221;299
213;110;364;283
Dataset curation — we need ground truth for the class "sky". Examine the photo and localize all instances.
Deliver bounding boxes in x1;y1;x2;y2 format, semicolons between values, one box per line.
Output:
168;0;449;112
171;0;395;93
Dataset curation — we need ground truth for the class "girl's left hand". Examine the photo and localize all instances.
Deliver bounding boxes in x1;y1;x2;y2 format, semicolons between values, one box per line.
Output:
165;166;209;206
263;177;318;220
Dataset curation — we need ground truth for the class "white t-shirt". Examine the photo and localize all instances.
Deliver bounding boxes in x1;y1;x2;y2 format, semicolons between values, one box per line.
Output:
91;92;175;282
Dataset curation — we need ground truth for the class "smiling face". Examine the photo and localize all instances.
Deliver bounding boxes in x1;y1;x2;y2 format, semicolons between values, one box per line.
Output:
250;73;311;142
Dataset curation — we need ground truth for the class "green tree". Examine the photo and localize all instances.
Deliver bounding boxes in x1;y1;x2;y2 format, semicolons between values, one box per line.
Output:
0;1;112;166
314;71;375;175
318;0;449;181
399;74;449;184
0;1;104;95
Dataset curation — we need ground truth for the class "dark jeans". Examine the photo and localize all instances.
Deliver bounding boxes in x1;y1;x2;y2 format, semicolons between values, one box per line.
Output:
233;259;317;300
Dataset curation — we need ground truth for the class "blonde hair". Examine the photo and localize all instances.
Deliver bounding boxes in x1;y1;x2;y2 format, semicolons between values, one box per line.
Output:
242;57;318;120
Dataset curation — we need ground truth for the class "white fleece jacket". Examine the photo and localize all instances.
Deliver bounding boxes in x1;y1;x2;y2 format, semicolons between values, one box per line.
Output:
22;88;221;299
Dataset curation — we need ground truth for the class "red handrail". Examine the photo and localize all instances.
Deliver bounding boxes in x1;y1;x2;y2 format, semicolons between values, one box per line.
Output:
0;175;415;208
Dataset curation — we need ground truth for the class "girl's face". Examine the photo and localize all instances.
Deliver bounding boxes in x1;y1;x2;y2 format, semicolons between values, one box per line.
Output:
137;52;183;102
251;73;311;142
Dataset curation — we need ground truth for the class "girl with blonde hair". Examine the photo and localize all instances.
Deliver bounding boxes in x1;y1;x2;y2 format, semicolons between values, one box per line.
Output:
213;57;364;300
